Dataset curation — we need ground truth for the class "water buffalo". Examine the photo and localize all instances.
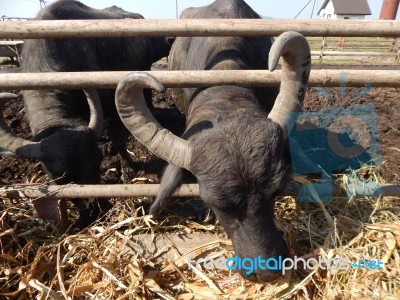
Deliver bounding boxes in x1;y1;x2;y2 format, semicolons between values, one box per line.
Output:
115;0;311;282
0;0;171;228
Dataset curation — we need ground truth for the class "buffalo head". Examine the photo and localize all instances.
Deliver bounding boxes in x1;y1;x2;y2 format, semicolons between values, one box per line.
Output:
0;90;103;226
115;31;311;282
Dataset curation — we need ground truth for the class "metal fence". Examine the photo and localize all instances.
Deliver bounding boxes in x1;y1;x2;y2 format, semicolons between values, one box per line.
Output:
1;19;400;199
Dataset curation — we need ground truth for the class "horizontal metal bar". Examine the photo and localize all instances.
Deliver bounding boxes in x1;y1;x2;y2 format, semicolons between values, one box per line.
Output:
0;183;199;198
0;19;399;39
0;182;399;200
0;41;24;46
0;69;399;90
311;51;396;57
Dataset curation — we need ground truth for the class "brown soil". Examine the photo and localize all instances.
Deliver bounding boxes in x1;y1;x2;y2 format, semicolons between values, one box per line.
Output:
1;63;399;188
305;64;400;183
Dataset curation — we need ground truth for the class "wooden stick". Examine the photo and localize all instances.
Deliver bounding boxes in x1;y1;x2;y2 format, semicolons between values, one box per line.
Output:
1;70;399;90
0;19;399;39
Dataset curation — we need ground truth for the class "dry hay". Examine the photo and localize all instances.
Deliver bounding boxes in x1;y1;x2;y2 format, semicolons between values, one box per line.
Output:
1;167;399;299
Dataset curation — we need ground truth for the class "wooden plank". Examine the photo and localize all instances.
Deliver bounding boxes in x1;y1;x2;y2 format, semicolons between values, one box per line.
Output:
0;19;399;39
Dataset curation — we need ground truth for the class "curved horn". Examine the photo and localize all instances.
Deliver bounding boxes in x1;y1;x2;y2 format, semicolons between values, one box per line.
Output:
115;72;192;170
268;31;311;139
0;93;43;159
84;89;103;138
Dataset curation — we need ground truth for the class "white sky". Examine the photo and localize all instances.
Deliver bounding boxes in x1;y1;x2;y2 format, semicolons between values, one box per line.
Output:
0;0;393;20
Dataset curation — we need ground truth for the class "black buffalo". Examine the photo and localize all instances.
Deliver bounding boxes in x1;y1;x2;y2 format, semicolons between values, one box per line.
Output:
116;0;311;282
0;0;171;228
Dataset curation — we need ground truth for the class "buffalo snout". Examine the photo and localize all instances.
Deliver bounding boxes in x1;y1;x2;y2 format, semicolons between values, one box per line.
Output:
231;229;288;282
213;202;289;282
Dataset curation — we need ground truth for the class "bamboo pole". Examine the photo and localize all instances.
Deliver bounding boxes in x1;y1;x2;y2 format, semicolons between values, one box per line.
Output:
1;70;400;90
0;182;399;200
0;19;399;39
